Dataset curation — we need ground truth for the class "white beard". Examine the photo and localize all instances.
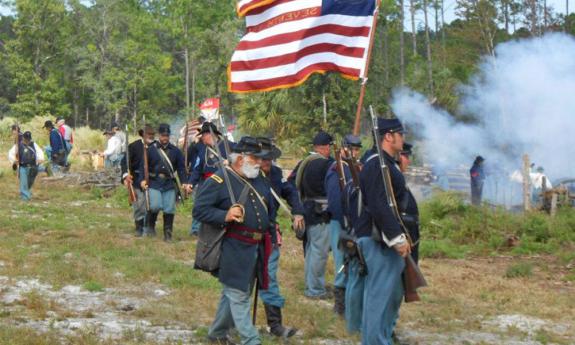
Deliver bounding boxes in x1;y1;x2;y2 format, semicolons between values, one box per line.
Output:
241;161;260;179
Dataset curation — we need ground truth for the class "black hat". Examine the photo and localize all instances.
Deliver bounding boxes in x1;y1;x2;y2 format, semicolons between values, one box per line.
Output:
258;137;282;160
22;131;32;141
55;117;64;123
103;128;113;135
111;122;120;129
197;122;222;137
312;130;333;146
158;123;171;135
377;118;404;136
474;155;485;164
11;124;19;131
342;134;362;148
401;143;413;155
43;120;54;129
233;136;268;158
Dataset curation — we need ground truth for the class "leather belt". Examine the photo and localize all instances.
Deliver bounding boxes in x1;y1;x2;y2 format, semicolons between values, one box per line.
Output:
226;224;265;243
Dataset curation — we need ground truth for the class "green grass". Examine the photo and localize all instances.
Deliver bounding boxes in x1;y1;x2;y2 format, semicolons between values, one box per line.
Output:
504;262;534;278
419;191;575;260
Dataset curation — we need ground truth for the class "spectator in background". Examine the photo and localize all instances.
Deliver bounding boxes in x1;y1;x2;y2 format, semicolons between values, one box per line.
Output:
43;120;68;174
530;166;553;205
56;117;74;165
102;129;123;169
112;122;127;164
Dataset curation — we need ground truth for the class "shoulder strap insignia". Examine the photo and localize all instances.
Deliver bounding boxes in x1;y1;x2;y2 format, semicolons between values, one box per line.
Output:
210;174;224;184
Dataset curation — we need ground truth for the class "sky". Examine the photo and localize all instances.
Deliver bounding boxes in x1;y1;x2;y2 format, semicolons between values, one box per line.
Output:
0;0;572;31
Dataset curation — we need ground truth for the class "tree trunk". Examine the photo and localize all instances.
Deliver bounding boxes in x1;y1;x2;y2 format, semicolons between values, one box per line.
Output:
423;0;434;96
410;0;417;56
544;0;548;31
567;0;570;32
399;0;405;85
434;0;439;36
503;0;510;33
383;20;390;87
441;0;446;64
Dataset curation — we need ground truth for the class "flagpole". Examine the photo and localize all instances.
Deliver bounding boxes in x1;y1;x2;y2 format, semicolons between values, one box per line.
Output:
353;0;383;136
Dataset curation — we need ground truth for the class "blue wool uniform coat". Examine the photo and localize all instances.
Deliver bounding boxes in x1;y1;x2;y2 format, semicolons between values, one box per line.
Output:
357;151;408;243
188;141;228;186
49;129;65;154
137;141;186;192
267;165;304;216
193;168;276;292
325;161;352;227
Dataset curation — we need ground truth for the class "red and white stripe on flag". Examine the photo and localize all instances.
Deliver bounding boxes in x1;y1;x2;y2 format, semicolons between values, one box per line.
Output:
229;0;376;93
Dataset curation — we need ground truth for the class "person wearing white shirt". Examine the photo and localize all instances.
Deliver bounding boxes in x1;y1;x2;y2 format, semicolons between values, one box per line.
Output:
8;131;45;201
101;130;123;169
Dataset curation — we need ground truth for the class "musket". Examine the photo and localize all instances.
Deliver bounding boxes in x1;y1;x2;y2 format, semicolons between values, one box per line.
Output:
333;141;346;191
183;121;190;175
125;124;137;205
369;105;427;303
342;147;361;188
142;116;151;213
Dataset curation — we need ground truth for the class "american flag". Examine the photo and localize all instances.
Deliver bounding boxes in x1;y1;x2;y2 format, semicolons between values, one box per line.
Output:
229;0;376;93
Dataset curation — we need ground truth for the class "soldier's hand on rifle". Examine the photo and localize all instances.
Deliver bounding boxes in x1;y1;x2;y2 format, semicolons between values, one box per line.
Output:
183;184;193;194
222;159;229;167
292;215;305;232
394;241;411;258
225;205;244;223
140;180;148;190
124;174;133;187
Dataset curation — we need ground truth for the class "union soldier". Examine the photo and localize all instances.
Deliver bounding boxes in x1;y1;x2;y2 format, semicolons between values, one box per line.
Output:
341;165;367;334
138;124;186;241
357;118;411;344
324;134;362;315
470;155;485;206
193;136;275;345
258;137;303;338
188;122;228;236
8;131;45;201
398;143;420;264
121;125;155;237
288;130;334;299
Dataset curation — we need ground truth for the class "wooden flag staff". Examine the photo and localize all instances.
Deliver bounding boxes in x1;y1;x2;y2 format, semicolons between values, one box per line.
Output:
353;0;383;136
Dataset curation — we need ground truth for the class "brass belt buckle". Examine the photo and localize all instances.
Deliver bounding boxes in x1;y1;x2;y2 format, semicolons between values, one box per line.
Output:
253;233;263;241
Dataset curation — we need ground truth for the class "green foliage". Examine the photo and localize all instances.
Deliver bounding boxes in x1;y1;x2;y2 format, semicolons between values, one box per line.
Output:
504;262;534;278
419;191;575;259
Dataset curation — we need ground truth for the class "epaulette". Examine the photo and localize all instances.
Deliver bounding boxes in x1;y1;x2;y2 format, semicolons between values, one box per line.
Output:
210;174;224;184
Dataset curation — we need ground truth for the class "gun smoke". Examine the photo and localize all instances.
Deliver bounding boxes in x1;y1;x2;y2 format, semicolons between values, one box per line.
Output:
391;33;575;206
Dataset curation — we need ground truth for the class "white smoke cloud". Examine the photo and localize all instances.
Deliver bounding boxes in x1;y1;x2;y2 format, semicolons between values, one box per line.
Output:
392;33;575;187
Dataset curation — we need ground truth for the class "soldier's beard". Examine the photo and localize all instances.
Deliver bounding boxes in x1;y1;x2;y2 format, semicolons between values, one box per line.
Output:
241;161;260;179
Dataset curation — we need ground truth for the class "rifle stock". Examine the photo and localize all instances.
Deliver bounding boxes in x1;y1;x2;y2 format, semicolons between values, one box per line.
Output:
369;105;427;302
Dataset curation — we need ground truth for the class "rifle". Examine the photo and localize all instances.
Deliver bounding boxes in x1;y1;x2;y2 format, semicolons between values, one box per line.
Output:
342;147;360;188
333;142;346;191
142;117;151;214
183;121;190;175
125;124;137;205
369;105;427;303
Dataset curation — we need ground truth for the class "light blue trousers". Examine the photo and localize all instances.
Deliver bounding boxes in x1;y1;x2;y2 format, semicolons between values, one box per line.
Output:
360;237;405;345
329;220;347;288
259;246;285;308
208;284;260;345
18;166;36;201
148;188;176;214
304;222;331;297
345;256;365;334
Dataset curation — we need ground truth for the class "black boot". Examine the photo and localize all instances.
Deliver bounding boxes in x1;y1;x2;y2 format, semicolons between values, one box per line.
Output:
264;304;297;338
145;212;158;237
135;219;144;237
333;287;346;316
163;213;174;242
